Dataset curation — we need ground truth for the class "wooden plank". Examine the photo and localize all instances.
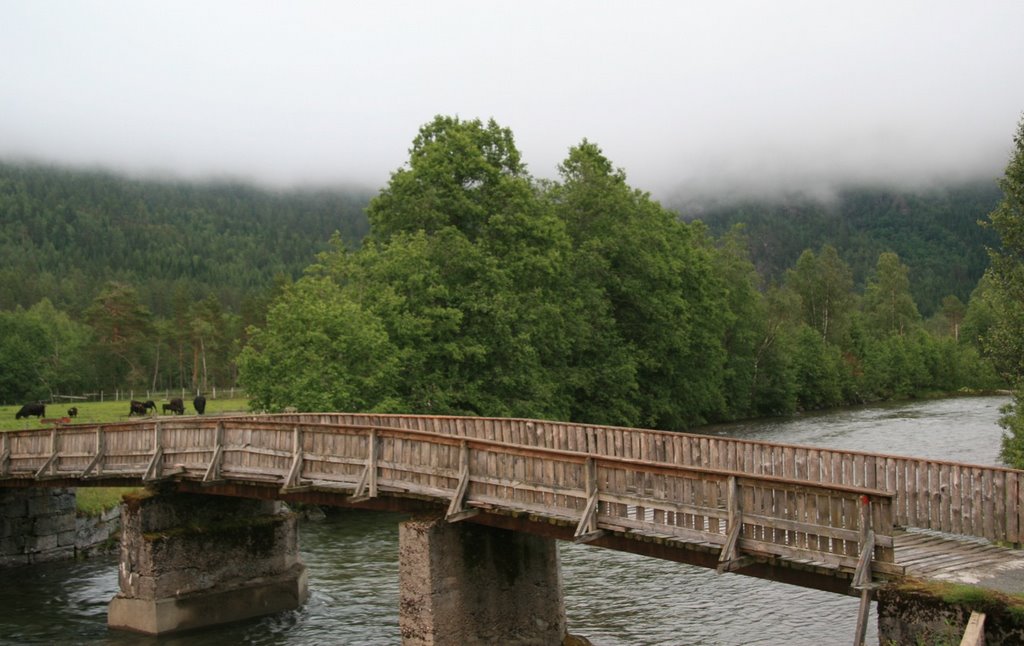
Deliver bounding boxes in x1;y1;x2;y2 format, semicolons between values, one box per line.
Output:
1009;470;1021;545
936;463;950;533
972;467;984;540
80;426;106;478
983;468;995;540
831;451;843;487
994;469;1007;542
908;461;921;528
959;611;985;646
925;462;938;530
962;465;975;536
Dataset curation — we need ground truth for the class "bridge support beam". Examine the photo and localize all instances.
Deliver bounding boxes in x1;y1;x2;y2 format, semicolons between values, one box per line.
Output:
399;514;566;645
108;491;307;635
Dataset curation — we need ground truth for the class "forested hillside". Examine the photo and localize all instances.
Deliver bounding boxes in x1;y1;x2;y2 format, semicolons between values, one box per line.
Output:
679;183;1002;316
0;162;371;402
0;162;372;316
0;148;1010;415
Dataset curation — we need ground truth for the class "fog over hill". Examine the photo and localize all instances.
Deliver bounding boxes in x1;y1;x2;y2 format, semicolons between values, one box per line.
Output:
2;2;1023;202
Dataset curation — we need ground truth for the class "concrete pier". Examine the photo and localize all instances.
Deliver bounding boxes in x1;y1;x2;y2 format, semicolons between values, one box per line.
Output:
108;491;307;635
877;582;1024;645
399;514;566;645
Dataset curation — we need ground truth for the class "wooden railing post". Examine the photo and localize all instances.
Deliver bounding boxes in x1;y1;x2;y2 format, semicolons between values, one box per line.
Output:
574;457;604;543
446;440;477;522
717;475;749;572
351;428;378;501
81;425;105;478
144;422;164;481
852;495;875;646
202;421;225;483
34;428;60;478
282;425;307;492
0;431;9;476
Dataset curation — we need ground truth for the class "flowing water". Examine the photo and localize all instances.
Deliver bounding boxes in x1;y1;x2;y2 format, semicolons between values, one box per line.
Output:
0;396;1010;645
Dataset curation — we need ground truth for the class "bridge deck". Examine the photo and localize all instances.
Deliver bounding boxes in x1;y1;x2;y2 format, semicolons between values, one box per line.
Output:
2;412;1023;597
895;529;1024;594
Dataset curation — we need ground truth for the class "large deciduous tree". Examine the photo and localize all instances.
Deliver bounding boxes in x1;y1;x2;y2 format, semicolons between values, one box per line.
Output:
241;120;735;428
980;117;1024;467
863;251;921;337
786;245;855;346
237;276;399;413
551;140;728;428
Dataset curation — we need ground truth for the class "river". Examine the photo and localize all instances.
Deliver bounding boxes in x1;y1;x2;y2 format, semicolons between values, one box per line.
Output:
0;396;1011;645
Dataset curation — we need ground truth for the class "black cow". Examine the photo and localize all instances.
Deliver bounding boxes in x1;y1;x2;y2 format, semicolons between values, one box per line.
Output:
143;400;157;413
163;397;185;415
193;394;207;415
15;403;45;419
67;407;78;418
129;400;147;416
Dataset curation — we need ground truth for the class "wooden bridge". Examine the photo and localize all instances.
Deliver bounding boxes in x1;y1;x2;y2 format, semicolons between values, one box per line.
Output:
2;412;1023;601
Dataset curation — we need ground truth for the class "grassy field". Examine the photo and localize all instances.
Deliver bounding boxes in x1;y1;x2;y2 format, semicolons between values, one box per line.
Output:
0;397;251;432
1;397;252;514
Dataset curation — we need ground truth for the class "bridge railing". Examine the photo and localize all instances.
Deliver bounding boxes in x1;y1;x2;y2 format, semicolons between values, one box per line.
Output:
264;413;1023;545
0;417;898;579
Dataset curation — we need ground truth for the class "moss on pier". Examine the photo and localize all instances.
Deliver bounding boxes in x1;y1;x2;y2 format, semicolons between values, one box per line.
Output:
878;578;1024;645
889;579;1024;622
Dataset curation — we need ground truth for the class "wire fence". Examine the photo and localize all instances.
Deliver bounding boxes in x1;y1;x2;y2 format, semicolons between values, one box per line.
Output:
49;387;247;403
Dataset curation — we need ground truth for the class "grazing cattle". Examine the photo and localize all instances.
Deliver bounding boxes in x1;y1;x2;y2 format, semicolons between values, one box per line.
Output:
15;403;45;419
163;397;185;415
67;407;78;418
129;400;147;416
143;400;157;413
193;394;207;415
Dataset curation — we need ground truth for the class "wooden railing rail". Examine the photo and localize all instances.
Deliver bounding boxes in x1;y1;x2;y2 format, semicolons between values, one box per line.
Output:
279;413;1022;545
0;417;897;579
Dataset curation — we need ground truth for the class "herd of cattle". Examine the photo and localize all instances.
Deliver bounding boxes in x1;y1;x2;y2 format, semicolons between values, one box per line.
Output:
13;395;208;420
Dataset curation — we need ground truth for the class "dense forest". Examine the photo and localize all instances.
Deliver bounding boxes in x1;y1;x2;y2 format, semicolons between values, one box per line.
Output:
0;163;370;400
238;116;1010;431
0;120;1015;435
679;183;1002;317
0;162;371;316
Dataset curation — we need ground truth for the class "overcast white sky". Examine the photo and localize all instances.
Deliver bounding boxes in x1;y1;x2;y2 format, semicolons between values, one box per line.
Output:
3;1;1023;200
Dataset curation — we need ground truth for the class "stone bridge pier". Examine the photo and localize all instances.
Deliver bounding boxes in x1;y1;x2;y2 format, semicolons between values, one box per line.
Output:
108;490;308;635
399;514;567;645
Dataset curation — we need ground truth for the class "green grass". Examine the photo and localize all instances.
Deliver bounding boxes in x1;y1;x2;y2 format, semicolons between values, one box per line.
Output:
0;397;251;432
76;487;138;516
894;579;1024;624
0;397;252;515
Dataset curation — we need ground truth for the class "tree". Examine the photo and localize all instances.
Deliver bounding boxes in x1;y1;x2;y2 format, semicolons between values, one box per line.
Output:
23;299;93;398
938;294;967;340
83;282;154;388
786;245;855;346
863;251;921;337
366;116;529;242
552;140;728;428
706;225;768;418
980;116;1024;466
0;308;50;403
237;276;400;412
247;116;578;419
